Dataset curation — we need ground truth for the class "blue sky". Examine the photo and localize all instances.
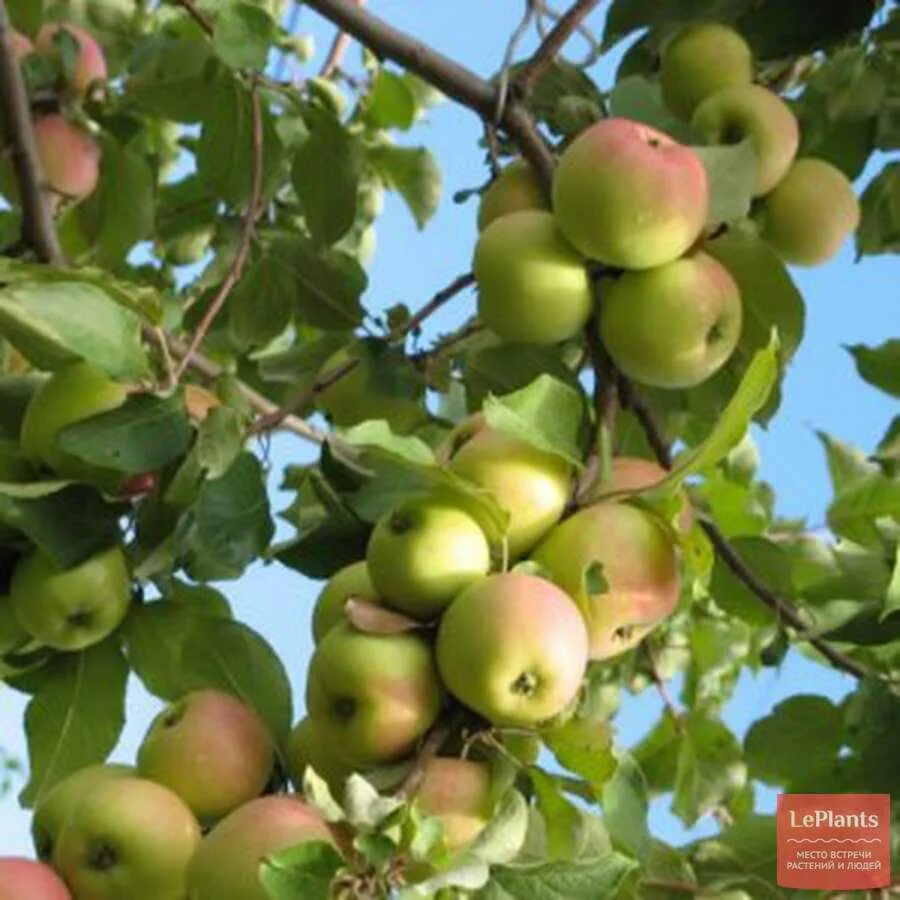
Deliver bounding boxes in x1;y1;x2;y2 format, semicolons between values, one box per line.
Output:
1;0;895;856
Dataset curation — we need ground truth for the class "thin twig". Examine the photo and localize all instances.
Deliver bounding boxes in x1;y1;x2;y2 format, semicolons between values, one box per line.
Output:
396;271;475;339
0;0;65;264
172;0;214;36
319;0;367;78
173;79;264;381
644;643;684;725
495;0;538;123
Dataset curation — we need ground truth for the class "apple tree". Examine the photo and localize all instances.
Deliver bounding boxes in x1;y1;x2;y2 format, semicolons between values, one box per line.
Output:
0;0;898;897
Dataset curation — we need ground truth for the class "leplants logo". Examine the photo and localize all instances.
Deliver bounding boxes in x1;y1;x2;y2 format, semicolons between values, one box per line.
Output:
777;794;891;890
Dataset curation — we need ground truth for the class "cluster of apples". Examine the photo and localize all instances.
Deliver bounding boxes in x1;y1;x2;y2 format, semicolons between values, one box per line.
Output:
7;22;106;201
474;22;860;390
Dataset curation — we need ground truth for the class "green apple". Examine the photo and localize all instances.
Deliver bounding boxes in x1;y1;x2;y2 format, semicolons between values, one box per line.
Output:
759;158;860;266
473;210;592;345
36;23;107;99
285;716;355;798
415;758;493;851
312;561;380;642
32;765;133;863
660;24;754;120
306;622;443;766
10;545;131;652
436;572;588;727
477;159;548;231
599;250;742;389
0;593;30;655
552;118;709;269
20;361;127;483
137;689;275;823
53;776;200;900
692;84;799;196
0;857;70;900
532;501;681;660
445;416;571;557
367;498;491;619
187;796;335;900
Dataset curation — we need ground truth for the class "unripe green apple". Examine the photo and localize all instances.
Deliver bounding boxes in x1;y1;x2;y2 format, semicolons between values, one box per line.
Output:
660;24;754;120
0;593;30;655
306;622;443;766
599;251;742;389
311;560;379;642
532;501;681;660
32;764;133;863
759;158;860;266
285;716;355;798
10;544;131;651
20;361;127;483
552;118;709;270
53;776;201;900
473;210;592;345
137;690;275;823
0;857;70;900
445;416;571;558
436;572;588;727
33;116;101;201
692;84;799;196
477;159;548;231
367;498;491;619
415;758;493;851
36;23;107;99
187;796;336;900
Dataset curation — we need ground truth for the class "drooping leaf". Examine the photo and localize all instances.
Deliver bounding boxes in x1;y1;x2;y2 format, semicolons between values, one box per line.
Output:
846;339;900;398
260;841;344;900
213;1;277;70
693;140;758;225
368;144;442;229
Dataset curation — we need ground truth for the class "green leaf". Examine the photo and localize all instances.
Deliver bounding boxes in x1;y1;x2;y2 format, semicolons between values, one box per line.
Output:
602;0;736;48
688;815;778;897
884;547;900;620
846;340;900;398
339;421;436;466
6;0;42;36
522;60;606;138
469;788;530;865
693;140;757;225
529;769;588;861
19;639;128;806
602;751;649;859
817;431;878;494
214;1;277;70
607;76;695;144
0;281;149;380
260;840;343;900
827;472;900;547
545;715;616;795
368;144;442;229
228;255;295;348
856;162;900;256
365;70;417;130
343;773;403;829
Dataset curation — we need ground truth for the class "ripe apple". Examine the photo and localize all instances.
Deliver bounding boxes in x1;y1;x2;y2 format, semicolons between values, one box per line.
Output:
477;159;548;231
285;716;355;797
53;775;201;900
0;857;70;900
660;24;754;120
692;84;799;196
10;30;34;62
36;23;107;99
20;361;127;482
306;622;443;766
367;498;491;619
415;758;493;851
473;210;593;345
444;416;571;557
436;572;588;727
552;118;709;269
599;250;742;388
33;116;101;201
312;560;380;642
32;765;133;863
187;795;335;900
137;689;275;822
10;544;131;651
759;158;860;266
532;501;681;659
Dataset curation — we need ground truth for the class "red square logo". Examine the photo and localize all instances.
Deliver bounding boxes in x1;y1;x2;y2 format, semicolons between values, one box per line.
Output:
777;794;891;890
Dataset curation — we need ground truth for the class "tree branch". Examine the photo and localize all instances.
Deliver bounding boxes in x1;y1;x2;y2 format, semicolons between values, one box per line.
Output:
0;0;65;265
172;0;214;36
396;271;475;340
319;0;368;78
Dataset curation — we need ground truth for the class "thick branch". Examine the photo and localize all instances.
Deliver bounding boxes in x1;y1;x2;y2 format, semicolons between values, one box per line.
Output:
0;1;65;264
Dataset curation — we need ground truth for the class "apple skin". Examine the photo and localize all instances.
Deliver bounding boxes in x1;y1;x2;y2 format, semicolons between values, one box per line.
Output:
11;30;33;62
477;159;548;231
0;857;71;900
32;765;133;863
599;250;742;389
137;689;275;823
187;795;335;900
33;116;101;201
53;776;201;900
553;118;709;270
306;622;443;767
660;24;754;120
759;158;860;266
285;716;355;798
532;501;681;660
36;24;107;99
10;544;131;652
436;572;588;727
473;210;593;345
692;84;799;196
312;560;379;643
20;361;127;482
415;758;493;852
367;498;491;620
445;416;571;558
